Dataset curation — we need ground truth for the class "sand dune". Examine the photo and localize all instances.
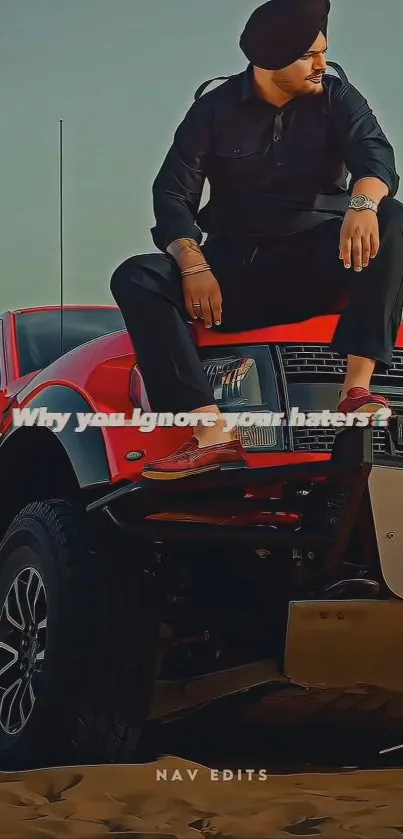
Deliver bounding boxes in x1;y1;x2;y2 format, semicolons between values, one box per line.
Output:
0;758;403;838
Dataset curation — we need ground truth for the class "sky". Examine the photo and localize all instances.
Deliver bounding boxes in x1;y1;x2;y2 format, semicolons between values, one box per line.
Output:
1;0;402;310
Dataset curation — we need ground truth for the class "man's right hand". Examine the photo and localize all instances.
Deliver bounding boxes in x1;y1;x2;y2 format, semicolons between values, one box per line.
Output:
182;271;222;327
166;237;222;328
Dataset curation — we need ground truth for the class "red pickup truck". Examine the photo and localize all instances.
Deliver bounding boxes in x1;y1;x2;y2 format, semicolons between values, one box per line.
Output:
0;303;402;769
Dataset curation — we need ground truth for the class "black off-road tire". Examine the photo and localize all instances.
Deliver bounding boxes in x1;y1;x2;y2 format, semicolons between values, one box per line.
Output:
0;499;159;769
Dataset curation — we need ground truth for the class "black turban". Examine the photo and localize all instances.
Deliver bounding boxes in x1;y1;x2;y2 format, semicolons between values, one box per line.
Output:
240;0;330;70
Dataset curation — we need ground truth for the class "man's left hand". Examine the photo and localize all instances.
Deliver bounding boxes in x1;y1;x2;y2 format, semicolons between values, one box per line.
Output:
339;208;380;271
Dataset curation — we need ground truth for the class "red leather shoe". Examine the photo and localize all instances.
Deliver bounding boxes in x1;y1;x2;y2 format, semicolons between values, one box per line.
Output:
141;436;247;480
338;387;390;414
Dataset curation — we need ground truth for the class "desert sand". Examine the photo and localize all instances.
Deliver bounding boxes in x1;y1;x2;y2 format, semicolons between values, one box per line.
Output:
0;757;403;838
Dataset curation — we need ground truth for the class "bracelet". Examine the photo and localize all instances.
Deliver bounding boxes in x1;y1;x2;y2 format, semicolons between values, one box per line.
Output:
181;262;209;273
181;263;211;276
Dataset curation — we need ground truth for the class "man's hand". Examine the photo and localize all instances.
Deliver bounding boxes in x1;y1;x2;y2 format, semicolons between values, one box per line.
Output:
339;208;380;271
166;238;222;328
182;270;222;328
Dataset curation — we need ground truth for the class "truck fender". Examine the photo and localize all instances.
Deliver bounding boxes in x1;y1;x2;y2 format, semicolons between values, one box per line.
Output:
0;385;111;489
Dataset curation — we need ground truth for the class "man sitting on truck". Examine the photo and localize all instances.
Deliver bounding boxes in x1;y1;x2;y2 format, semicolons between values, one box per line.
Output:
110;0;403;480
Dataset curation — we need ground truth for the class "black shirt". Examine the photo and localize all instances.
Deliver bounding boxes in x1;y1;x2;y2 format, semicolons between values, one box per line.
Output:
151;65;399;251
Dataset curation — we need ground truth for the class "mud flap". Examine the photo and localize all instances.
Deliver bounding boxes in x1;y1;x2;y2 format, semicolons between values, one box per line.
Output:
284;599;403;692
367;465;403;598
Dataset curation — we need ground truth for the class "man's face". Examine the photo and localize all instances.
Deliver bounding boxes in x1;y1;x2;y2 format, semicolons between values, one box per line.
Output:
271;32;328;97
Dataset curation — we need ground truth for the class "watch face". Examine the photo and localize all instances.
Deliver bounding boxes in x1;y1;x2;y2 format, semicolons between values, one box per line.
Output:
353;196;367;208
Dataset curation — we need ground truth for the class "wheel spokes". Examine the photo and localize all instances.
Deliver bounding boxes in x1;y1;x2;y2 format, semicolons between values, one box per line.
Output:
0;568;47;734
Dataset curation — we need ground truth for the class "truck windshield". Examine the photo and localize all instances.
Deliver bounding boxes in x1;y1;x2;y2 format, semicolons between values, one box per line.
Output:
15;308;126;376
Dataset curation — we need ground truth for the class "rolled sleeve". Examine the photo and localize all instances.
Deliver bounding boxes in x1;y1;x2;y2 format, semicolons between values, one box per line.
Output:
330;80;400;197
150;98;212;252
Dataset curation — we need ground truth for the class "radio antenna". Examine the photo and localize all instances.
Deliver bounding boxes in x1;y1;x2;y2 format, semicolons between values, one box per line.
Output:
59;118;64;356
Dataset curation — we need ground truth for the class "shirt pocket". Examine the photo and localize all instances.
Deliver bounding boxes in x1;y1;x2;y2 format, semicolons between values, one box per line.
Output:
213;132;267;182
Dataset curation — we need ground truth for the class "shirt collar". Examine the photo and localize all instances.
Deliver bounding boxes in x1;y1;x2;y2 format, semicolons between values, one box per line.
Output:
240;64;279;107
240;64;255;101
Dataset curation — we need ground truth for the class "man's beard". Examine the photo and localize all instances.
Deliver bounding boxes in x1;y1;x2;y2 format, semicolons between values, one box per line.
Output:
295;73;325;96
274;71;325;96
305;71;325;87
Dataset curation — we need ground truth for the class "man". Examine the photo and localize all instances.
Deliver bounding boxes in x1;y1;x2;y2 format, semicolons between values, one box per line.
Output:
111;0;403;480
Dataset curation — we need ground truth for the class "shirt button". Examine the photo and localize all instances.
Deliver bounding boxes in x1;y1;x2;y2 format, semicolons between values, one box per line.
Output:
274;135;281;142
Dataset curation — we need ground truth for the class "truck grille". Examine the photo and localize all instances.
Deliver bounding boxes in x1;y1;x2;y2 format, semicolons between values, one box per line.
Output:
280;343;403;457
281;345;403;379
291;403;403;457
292;426;387;455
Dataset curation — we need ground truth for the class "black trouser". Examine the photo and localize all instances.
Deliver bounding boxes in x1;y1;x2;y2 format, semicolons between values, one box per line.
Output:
110;197;403;413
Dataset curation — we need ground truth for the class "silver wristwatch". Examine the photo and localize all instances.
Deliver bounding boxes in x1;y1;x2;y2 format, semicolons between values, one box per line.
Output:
348;194;378;213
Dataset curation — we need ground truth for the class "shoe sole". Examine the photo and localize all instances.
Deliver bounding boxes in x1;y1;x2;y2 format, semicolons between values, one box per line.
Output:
339;403;390;414
142;460;246;480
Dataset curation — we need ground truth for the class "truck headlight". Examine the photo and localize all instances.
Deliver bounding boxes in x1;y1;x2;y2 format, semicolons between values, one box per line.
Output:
130;346;284;452
202;356;261;407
